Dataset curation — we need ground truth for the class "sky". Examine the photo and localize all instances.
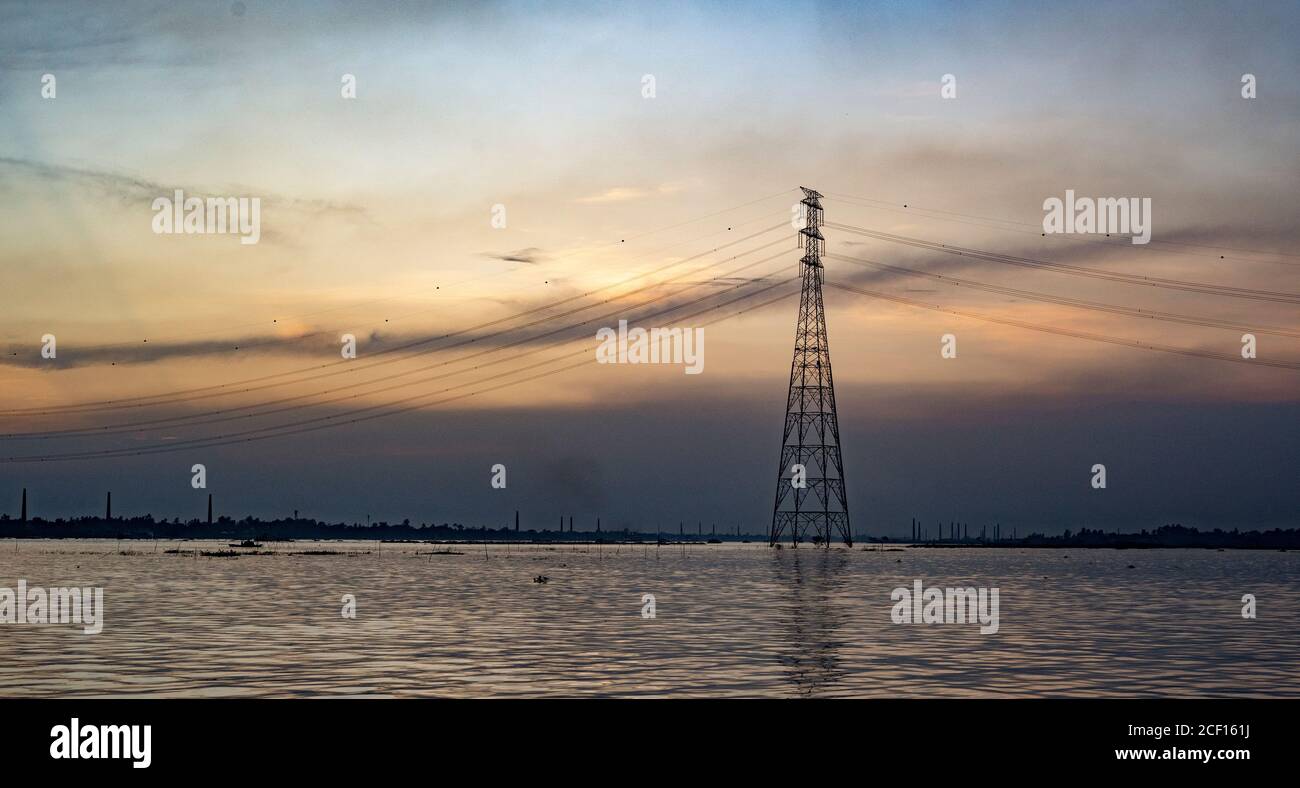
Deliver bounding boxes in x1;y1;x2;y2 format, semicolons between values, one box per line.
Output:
0;0;1297;535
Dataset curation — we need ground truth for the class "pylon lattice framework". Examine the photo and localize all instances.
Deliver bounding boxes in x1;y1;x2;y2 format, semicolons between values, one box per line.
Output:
769;187;852;547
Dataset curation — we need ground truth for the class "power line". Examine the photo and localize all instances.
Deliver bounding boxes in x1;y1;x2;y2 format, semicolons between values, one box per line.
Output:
825;280;1300;371
5;193;799;360
2;223;792;416
823;191;1300;267
3;248;797;440
827;222;1300;304
2;280;800;462
2;232;780;423
11;235;789;423
826;252;1300;338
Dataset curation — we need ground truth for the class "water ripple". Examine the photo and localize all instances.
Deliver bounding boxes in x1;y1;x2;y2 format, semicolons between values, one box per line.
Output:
1;541;1296;697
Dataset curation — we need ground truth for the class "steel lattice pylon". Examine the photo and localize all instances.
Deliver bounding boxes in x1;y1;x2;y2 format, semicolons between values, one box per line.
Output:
769;187;852;547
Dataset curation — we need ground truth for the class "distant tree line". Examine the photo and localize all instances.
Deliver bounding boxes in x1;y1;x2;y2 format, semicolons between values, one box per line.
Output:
0;514;714;542
0;514;1294;547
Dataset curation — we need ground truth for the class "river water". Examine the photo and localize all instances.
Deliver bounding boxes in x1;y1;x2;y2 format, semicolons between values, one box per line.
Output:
1;540;1296;697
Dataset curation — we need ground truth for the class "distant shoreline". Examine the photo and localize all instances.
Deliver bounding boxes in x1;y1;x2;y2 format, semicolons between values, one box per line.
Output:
0;517;1295;550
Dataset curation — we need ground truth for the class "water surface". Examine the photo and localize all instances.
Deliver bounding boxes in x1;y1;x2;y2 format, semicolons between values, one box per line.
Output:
1;540;1296;697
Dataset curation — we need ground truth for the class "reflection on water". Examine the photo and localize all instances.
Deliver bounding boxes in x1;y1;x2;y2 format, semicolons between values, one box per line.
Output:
1;540;1297;698
772;548;851;696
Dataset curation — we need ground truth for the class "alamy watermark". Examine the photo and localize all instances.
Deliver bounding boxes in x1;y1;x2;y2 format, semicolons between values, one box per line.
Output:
152;189;261;245
50;718;150;769
0;580;104;634
1043;189;1151;245
595;320;704;374
890;579;999;634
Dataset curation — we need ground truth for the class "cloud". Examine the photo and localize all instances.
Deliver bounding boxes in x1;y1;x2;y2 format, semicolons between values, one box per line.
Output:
0;274;784;370
0;330;336;369
482;247;547;264
0;156;370;223
0;156;161;202
0;1;513;70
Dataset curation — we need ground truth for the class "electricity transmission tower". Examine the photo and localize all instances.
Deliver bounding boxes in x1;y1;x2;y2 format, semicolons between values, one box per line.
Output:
769;187;852;547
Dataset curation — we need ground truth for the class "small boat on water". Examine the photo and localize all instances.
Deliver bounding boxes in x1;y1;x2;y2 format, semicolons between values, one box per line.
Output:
228;539;262;548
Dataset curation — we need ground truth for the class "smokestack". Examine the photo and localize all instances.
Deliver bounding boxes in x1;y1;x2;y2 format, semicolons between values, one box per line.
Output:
106;491;112;520
515;510;519;532
596;517;600;533
21;487;27;522
207;494;213;525
568;516;572;533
